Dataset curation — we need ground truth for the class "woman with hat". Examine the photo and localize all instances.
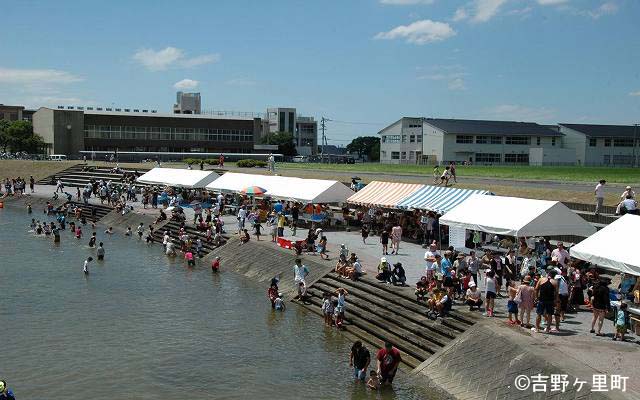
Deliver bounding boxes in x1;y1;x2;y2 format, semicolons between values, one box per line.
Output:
516;275;536;328
376;257;392;283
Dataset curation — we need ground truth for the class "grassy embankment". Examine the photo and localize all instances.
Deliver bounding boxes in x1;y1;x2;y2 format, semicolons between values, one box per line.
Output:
277;163;640;184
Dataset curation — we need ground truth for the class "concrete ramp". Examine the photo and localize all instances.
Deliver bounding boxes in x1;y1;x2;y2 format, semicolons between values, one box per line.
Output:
211;237;335;295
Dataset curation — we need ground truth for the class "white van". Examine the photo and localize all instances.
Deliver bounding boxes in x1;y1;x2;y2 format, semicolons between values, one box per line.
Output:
48;154;68;161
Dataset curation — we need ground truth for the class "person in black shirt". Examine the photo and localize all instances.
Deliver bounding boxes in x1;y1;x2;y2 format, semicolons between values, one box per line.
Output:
392;262;407;286
349;341;371;382
380;230;389;255
590;280;610;336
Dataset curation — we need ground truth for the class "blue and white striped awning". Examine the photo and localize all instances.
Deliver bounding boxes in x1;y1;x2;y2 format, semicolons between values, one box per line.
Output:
396;186;492;214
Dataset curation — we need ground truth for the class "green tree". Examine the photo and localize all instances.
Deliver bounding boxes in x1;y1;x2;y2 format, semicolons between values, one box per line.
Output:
346;136;380;161
0;120;10;152
260;131;297;156
3;120;45;153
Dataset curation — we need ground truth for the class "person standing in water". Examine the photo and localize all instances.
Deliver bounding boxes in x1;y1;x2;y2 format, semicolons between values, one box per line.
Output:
88;232;97;248
97;242;105;261
83;257;93;275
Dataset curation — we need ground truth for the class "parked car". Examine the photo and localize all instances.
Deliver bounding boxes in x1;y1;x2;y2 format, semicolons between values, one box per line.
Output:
48;154;68;161
292;155;309;163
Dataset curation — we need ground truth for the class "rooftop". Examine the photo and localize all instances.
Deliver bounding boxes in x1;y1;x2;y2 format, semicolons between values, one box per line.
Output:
424;118;562;136
559;123;640;138
41;107;257;121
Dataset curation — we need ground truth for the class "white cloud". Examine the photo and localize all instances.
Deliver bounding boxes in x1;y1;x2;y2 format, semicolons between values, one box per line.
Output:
132;47;220;71
452;7;468;21
452;0;508;23
472;0;508;22
379;0;434;4
225;77;257;86
537;0;569;5
448;78;466;90
173;79;199;90
0;67;83;84
585;1;618;19
418;65;468;90
374;19;456;45
484;104;556;122
629;91;640;97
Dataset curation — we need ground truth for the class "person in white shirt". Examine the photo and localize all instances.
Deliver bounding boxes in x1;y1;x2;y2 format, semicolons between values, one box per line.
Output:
237;206;247;233
424;243;440;283
618;195;638;215
550;242;570;267
594;179;605;215
620;186;635;200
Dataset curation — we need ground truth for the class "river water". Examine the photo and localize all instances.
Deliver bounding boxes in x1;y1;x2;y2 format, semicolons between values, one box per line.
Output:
0;207;434;400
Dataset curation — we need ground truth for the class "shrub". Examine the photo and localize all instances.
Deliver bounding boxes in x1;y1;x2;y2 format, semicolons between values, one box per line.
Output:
236;159;267;168
182;158;202;165
205;158;219;165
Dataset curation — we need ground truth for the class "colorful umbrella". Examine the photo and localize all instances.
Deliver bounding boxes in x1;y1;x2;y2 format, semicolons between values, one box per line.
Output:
241;186;267;196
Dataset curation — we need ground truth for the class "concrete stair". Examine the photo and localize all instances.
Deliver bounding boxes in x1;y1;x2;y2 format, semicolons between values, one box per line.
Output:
37;164;150;188
66;201;114;222
297;273;478;370
150;219;227;256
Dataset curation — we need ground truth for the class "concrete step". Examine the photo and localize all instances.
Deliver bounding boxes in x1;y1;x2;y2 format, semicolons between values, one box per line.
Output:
295;296;421;369
316;277;455;346
303;288;433;362
312;281;444;354
334;274;477;330
574;210;619;225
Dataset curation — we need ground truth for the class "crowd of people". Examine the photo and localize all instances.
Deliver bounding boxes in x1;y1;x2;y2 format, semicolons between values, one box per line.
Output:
1;176;35;197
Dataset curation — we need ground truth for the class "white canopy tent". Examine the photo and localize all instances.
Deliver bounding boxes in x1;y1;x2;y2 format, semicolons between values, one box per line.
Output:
136;168;219;189
205;172;354;204
439;194;597;237
570;214;640;275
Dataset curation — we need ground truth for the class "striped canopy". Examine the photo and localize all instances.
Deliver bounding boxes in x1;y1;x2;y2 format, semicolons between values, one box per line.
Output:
397;185;491;214
347;181;423;208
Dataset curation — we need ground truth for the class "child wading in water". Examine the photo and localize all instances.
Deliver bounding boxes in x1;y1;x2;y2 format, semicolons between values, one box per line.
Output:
83;257;93;274
274;293;286;311
322;293;334;326
367;370;380;390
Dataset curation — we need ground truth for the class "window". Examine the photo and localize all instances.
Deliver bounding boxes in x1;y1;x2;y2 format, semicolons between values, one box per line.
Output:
504;154;529;163
381;151;387;159
505;136;530;145
381;136;386;143
391;152;400;160
386;135;401;143
551;137;556;146
536;137;541;146
476;136;488;144
408;124;421;128
410;135;415;143
475;153;501;163
409;151;415;160
279;112;285;131
401;151;406;159
456;135;474;144
613;155;635;165
417;135;422;142
613;138;634;147
288;112;295;133
589;138;597;147
402;135;407;143
490;136;502;144
604;138;611;147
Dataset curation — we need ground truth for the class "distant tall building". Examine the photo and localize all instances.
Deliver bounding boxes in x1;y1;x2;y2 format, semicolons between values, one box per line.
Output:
265;107;317;155
173;92;201;114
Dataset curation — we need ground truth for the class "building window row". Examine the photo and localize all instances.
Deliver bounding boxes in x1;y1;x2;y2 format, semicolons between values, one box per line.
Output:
407;124;421;128
475;136;504;144
391;151;400;160
504;153;529;163
475;153;501;163
505;136;530;145
84;125;254;142
456;135;473;144
382;135;401;144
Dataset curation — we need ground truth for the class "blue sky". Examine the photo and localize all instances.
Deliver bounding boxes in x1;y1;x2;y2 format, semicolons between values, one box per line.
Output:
1;0;639;144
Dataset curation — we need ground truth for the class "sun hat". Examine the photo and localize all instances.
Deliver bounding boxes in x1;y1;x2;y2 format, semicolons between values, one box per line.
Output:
457;253;466;258
523;276;531;283
469;282;476;288
626;186;632;190
381;257;387;263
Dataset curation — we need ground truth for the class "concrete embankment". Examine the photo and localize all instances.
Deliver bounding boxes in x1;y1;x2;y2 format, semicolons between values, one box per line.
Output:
208;236;335;296
414;320;633;400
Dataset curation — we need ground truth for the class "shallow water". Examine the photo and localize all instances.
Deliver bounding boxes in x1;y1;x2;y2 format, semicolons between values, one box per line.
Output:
0;208;435;400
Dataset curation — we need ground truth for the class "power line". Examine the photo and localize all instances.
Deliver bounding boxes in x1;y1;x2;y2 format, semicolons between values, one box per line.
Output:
328;119;388;126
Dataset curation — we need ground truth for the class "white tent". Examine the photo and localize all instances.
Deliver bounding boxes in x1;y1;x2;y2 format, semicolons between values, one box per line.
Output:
570;214;640;275
136;168;219;189
205;172;353;203
439;194;597;237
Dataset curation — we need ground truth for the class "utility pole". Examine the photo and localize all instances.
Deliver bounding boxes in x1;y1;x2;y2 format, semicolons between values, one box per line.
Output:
320;117;329;163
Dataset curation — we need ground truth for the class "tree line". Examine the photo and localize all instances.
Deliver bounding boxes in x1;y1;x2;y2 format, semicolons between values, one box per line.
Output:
0;120;46;154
